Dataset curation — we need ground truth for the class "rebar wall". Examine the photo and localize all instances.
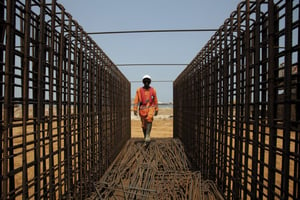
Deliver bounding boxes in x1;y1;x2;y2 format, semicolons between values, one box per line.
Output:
0;0;131;199
174;0;299;199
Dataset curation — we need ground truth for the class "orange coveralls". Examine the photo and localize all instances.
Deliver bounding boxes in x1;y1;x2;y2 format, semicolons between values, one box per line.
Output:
133;87;158;128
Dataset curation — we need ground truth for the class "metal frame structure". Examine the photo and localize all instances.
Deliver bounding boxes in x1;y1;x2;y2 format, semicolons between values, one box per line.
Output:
0;0;131;199
1;0;300;199
174;0;299;199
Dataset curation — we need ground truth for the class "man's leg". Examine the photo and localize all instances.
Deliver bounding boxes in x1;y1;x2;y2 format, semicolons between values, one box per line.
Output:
145;122;152;142
141;117;147;140
144;108;155;142
142;128;146;139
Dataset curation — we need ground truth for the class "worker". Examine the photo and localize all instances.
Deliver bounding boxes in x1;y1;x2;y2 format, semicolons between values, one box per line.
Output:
133;75;158;143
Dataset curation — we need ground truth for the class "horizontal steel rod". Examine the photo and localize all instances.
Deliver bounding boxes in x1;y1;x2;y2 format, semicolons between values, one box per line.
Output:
117;64;188;66
87;28;219;35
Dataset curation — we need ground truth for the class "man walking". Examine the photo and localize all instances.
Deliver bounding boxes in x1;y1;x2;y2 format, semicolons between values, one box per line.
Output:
133;75;158;143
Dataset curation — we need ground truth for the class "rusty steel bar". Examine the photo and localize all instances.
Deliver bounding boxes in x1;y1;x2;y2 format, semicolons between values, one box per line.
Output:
0;0;3;197
0;0;130;199
22;1;31;199
88;139;224;200
3;0;15;199
174;0;300;199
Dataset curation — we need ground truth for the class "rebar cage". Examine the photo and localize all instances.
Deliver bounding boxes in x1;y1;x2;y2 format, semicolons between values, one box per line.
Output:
174;0;299;199
0;0;131;199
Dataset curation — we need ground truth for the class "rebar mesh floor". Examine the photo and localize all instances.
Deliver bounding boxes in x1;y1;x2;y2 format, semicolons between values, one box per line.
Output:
87;138;224;200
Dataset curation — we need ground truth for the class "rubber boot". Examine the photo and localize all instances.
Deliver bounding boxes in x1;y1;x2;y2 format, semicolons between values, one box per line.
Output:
145;123;152;142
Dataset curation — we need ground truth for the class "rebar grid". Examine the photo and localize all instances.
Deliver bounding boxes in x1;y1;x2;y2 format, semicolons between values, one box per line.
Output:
0;0;131;199
88;139;224;200
174;0;299;199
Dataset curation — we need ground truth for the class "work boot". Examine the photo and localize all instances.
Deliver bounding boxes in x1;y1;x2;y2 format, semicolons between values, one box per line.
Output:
145;123;152;142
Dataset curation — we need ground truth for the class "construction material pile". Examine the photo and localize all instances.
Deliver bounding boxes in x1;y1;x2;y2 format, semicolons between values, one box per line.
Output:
87;139;224;200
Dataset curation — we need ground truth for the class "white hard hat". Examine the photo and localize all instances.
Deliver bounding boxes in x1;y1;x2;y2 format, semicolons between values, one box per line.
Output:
142;74;151;81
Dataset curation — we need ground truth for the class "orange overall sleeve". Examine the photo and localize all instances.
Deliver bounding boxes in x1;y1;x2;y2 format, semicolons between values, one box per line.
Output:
152;88;159;112
133;89;141;112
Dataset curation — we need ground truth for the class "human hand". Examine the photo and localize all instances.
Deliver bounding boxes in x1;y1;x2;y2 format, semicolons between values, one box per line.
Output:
134;111;137;116
155;111;158;116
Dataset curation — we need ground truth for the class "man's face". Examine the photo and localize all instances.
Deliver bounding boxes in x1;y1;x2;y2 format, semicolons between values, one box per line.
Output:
143;78;151;88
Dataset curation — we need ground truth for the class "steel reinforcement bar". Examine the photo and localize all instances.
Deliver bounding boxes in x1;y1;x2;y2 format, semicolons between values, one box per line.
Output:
0;0;131;199
174;0;299;199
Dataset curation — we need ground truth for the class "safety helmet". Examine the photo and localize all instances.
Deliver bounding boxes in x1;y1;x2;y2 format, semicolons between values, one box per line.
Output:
142;74;151;82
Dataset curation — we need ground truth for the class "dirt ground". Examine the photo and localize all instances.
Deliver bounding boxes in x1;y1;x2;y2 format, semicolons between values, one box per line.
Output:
131;107;173;138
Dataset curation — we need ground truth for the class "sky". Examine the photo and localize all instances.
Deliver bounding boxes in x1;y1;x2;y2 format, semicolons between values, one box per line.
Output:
57;0;242;103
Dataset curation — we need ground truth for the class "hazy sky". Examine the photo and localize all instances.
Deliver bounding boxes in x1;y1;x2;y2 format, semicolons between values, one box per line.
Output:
57;0;242;102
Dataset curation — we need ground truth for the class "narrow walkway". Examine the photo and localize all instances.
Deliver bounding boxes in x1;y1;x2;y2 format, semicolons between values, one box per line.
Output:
87;139;224;200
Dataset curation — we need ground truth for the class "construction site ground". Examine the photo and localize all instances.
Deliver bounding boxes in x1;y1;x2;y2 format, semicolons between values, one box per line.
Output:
88;108;224;199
